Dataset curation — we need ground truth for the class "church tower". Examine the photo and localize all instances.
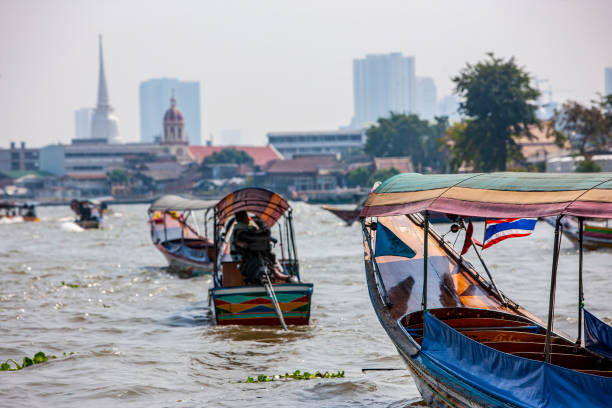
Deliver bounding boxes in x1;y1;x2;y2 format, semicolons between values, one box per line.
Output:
91;34;121;143
161;91;190;162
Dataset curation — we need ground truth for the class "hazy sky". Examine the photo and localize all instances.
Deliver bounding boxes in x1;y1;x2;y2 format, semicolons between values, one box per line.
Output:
1;0;611;148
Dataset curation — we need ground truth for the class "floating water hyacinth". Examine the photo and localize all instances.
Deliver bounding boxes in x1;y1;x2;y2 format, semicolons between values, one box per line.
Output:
238;370;344;383
61;281;79;288
1;352;53;371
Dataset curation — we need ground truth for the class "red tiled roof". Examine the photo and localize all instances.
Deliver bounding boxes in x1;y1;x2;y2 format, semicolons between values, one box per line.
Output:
374;157;414;173
66;173;108;180
265;155;339;174
189;145;283;167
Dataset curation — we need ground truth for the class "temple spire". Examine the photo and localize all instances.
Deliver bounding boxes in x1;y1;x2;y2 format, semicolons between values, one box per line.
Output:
96;34;109;108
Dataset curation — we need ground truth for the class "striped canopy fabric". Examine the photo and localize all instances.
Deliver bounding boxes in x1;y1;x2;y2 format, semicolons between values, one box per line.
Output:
360;172;612;219
215;187;290;227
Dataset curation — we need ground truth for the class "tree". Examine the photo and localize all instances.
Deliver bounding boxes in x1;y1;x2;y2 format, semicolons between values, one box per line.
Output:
364;112;445;172
203;149;254;165
451;53;540;171
108;168;129;184
347;166;371;187
551;94;612;164
369;167;399;186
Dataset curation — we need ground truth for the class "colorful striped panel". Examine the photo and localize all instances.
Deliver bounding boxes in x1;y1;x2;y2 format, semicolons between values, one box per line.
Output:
212;289;312;326
215;187;290;227
361;172;612;219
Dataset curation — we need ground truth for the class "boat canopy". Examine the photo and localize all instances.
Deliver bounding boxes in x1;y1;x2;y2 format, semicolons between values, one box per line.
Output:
361;172;612;219
148;195;216;212
215;187;290;227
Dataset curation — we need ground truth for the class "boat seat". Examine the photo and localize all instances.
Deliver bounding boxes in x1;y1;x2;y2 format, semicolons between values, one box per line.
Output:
460;330;567;345
483;341;587;355
406;317;538;330
577;369;612;378
222;262;244;287
401;307;535;327
512;352;612;371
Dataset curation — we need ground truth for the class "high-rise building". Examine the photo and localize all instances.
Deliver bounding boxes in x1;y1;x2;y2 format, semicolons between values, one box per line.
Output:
606;67;612;96
74;108;93;139
437;95;461;122
139;78;202;145
351;53;416;129
91;35;121;143
415;77;437;121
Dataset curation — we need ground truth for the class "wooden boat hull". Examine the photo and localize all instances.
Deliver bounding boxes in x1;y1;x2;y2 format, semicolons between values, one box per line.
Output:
209;283;313;326
76;219;100;229
321;205;361;225
364;259;508;407
545;217;612;249
155;243;213;277
0;215;39;223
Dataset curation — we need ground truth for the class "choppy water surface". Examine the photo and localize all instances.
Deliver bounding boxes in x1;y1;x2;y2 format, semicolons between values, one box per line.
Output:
1;204;610;407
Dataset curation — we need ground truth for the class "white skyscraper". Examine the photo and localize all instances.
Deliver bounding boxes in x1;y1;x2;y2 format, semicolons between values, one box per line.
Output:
91;35;121;143
351;53;416;129
74;108;93;139
416;77;437;121
140;78;202;145
606;67;612;96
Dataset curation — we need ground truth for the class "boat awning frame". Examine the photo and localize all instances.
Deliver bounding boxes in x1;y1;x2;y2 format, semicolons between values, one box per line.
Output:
214;187;290;228
148;195;216;212
361;172;612;219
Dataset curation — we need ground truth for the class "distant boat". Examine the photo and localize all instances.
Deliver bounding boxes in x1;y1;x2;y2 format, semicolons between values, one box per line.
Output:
360;172;612;407
544;216;612;249
209;187;313;327
0;201;39;223
148;195;216;277
70;199;108;229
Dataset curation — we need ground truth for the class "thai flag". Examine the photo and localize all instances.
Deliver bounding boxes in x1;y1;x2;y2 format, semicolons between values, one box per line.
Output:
482;218;537;249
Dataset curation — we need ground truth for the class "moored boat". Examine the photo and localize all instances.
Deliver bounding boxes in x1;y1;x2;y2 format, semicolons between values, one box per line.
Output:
360;172;612;407
544;215;612;249
148;195;216;277
209;188;313;327
0;201;39;223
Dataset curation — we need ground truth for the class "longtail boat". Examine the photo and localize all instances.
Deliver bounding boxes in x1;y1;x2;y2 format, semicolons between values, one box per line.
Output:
70;199;109;229
360;172;612;407
544;216;612;249
148;195;216;277
0;201;39;223
209;188;313;327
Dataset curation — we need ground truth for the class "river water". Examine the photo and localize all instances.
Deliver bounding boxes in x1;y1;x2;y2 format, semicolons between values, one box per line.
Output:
1;203;610;407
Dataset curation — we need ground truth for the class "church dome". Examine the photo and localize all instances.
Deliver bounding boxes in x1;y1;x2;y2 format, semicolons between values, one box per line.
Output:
163;97;184;124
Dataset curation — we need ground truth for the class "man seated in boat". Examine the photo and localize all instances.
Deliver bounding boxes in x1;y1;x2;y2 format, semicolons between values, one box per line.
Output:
231;211;293;284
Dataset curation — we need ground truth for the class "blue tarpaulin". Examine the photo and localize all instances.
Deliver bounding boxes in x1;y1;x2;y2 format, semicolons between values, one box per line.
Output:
420;312;612;407
375;223;416;258
584;308;612;360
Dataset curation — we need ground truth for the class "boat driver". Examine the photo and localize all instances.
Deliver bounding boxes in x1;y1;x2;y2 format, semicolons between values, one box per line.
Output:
231;211;252;261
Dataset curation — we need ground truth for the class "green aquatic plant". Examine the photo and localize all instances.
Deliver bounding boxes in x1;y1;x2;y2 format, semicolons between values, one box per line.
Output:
238;370;344;383
1;352;54;371
61;281;79;288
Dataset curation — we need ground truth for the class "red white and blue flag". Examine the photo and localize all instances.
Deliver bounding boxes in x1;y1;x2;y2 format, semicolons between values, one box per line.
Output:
481;218;537;249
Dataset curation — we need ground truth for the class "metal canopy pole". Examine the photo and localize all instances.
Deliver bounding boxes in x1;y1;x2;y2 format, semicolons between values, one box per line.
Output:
577;217;584;346
422;211;430;312
545;214;563;363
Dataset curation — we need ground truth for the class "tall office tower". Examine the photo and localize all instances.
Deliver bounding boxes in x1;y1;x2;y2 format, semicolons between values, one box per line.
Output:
139;78;202;145
74;108;93;139
606;67;612;96
415;77;437;121
91;35;121;143
351;53;416;129
437;95;461;122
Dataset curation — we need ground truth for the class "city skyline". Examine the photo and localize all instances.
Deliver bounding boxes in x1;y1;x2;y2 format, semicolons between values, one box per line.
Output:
1;0;612;148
